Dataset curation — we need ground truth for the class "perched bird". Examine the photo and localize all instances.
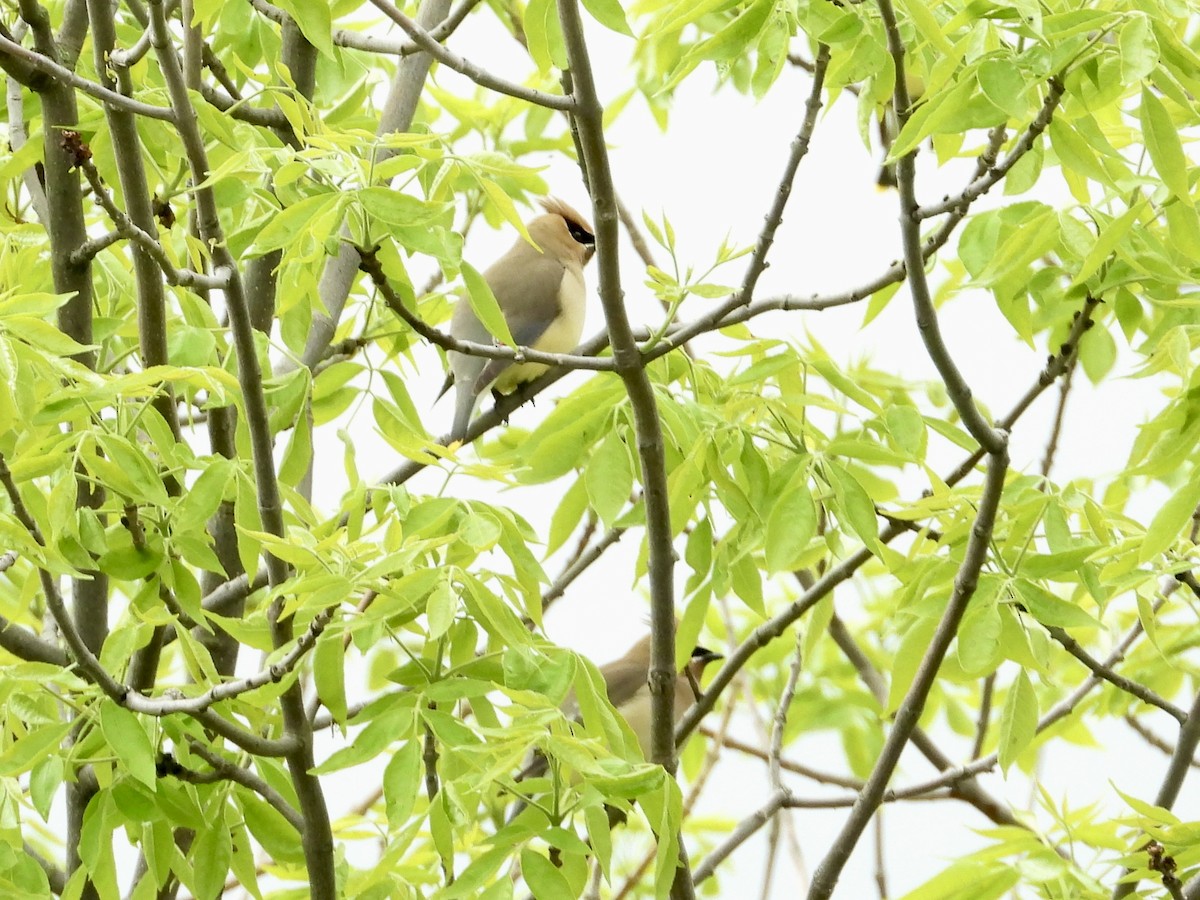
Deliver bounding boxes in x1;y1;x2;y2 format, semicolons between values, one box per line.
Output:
513;635;723;792
440;197;596;442
875;72;926;190
593;634;723;761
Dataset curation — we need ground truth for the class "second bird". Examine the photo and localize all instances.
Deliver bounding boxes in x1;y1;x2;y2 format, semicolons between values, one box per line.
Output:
442;197;596;442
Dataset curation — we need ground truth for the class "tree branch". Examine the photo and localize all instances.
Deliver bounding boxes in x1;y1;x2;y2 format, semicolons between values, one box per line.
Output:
1046;624;1186;723
0;30;175;120
807;450;1008;899
557;0;692;895
299;0;451;371
146;1;335;893
249;0;482;56
917;78;1065;220
158;742;304;831
367;0;573;110
76;156;230;290
1125;715;1200;768
1113;688;1200;899
877;0;1004;456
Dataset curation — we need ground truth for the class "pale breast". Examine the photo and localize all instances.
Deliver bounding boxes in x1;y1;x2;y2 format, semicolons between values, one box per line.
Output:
492;265;587;394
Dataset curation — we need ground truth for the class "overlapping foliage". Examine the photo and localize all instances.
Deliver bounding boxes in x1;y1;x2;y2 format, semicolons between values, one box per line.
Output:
0;0;1198;898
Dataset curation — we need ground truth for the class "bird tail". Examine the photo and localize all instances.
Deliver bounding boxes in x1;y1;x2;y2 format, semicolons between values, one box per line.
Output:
449;381;476;443
876;162;898;190
434;371;454;403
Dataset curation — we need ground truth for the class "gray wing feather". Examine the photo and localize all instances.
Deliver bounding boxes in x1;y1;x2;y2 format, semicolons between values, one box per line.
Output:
444;244;566;440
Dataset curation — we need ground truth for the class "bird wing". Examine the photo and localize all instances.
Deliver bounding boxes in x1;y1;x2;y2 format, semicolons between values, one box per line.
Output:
487;252;567;348
472;254;567;392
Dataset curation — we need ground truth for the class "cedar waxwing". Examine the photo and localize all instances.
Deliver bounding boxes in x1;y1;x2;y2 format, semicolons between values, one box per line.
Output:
516;635;723;785
593;634;723;761
440;198;596;442
876;72;926;190
506;636;721;825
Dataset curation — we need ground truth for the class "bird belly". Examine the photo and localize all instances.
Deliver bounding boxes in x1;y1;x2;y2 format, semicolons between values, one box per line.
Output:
618;690;654;761
493;360;550;393
492;267;586;394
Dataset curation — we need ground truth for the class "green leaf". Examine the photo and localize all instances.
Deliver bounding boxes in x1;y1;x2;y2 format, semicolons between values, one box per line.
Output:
889;79;974;159
356;188;448;226
1140;87;1191;201
1013;581;1099;629
427;576;457;640
383;740;422;830
273;0;334;58
521;849;574;900
241;792;304;864
0;722;72;777
895;861;1018;900
1138;471;1200;563
585;431;633;528
1071;206;1140;286
764;470;817;573
899;0;955;55
885;405;927;459
525;0;567;72
957;590;1002;677
461;262;515;347
998;668;1038;771
976;59;1026;118
547;475;589;556
174;459;233;535
249;193;346;257
190;825;232;900
312;630;347;725
580;0;632;36
886;616;937;713
825;462;879;551
1119;13;1159;85
1077;322;1116;384
4;315;94;357
477;179;533;245
730;552;764;616
100;703;157;790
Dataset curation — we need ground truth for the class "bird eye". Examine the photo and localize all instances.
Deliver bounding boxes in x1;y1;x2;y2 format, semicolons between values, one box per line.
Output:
567;222;595;245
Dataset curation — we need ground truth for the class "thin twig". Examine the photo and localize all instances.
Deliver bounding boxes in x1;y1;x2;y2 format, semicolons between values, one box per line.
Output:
1040;355;1075;479
877;0;1002;456
692;790;791;884
971;673;995;760
943;295;1100;484
299;0;451;371
0;32;174;119
367;0;572;110
917;78;1065;220
826;614;1021;829
1124;715;1200;768
249;0;482;56
556;0;692;894
360;245;613;370
76;156;229;289
175;741;304;831
1046;624;1186;723
740;44;829;309
146;0;336;892
1113;689;1200;899
697;727;864;789
899;602;1162;798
